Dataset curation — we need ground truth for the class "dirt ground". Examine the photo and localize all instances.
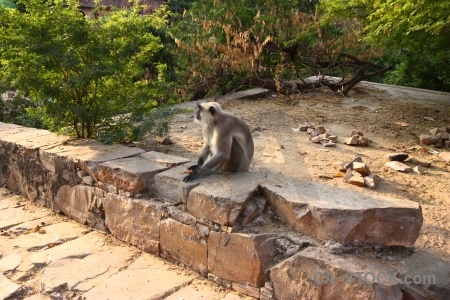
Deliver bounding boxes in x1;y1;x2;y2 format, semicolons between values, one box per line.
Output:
145;81;450;262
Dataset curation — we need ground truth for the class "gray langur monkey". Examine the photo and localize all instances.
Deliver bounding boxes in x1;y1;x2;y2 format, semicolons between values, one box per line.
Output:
183;102;254;182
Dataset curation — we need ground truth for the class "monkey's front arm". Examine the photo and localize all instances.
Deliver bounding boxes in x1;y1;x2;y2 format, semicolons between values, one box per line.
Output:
183;151;227;182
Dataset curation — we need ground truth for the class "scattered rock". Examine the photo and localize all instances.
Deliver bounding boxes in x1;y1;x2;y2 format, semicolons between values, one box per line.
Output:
343;168;353;183
408;157;431;167
333;162;346;173
328;135;338;142
344;156;363;169
364;174;376;189
384;153;409;162
384;161;412;172
420;134;438;145
348;175;365;187
345;131;369;146
413;165;424;175
352;162;371;176
439;152;450;163
161;136;174;145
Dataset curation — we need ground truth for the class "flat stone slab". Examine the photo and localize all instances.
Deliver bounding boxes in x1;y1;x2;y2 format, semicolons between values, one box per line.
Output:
154;164;200;203
0;127;69;150
187;172;267;226
208;232;276;287
385;161;413;172
0;274;20;300
83;253;195;300
103;194;164;255
0;200;50;230
40;138;144;180
12;222;91;251
141;151;190;166
0;253;22;272
40;231;137;294
0;122;22;132
98;157;169;192
271;247;403;300
260;174;422;246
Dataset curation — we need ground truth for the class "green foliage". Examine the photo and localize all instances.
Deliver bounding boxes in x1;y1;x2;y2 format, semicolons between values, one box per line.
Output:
320;0;450;91
0;0;175;140
136;106;190;140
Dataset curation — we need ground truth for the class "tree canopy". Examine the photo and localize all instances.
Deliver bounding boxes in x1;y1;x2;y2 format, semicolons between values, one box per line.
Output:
0;0;173;140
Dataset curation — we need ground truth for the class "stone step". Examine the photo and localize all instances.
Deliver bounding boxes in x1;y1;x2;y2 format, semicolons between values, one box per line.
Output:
270;247;450;300
260;174;422;246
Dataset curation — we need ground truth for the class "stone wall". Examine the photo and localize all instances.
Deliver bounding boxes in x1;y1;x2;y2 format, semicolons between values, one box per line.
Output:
1;122;449;300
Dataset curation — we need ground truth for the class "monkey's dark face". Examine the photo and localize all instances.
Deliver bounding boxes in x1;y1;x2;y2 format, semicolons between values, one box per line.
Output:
196;103;203;122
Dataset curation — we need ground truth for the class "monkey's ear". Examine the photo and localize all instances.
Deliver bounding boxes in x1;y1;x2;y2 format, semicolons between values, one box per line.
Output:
209;106;216;115
197;103;202;109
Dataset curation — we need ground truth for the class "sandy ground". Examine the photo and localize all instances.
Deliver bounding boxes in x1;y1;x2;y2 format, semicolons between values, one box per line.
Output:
144;82;450;262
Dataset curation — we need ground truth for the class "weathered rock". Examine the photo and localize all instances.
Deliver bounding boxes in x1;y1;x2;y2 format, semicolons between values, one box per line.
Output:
408;157;432;167
311;136;326;143
306;127;315;134
98;157;169;193
438;132;449;141
299;124;309;131
103;194;163;254
348;175;365;187
345;135;359;145
352;162;371;176
0;253;22;272
187;172;266;226
439;151;450;162
328;135;338;142
323;141;336;147
82;175;94;186
413;165;425;175
384;161;413;172
343;168;353;183
85;254;195;300
208;232;276;287
420;134;438;145
260;174;422;246
140;151;190;166
271;248;403;300
343;156;363;171
54;185;105;231
358;135;369;146
397;250;450;299
384;153;409;162
40;238;136;294
429;127;440;135
41;138;144;181
160;218;208;274
351;130;364;136
165;205;197;225
232;282;261;299
240;195;267;226
364;174;376;189
0;198;49;230
154;165;201;203
315;126;326;134
0;274;20;300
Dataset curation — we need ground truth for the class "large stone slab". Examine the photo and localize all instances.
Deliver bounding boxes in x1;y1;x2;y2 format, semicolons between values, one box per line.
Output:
40;238;136;294
160;218;208;274
0;126;69;150
0;274;20;300
54;185;105;231
103;194;164;255
0;200;49;230
12;222;91;251
40;138;144;181
98;157;168;192
141;151;190;166
271;247;403;300
155;164;200;203
208;232;276;287
260;175;422;246
83;253;195;300
187;172;266;226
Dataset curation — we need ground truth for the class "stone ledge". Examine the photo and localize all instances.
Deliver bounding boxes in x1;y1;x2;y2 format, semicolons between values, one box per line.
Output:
187;172;267;226
260;174;422;246
208;232;276;287
103;193;164;255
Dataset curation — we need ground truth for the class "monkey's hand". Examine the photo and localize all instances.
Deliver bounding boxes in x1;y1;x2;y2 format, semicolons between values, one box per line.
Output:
187;164;198;171
183;167;199;182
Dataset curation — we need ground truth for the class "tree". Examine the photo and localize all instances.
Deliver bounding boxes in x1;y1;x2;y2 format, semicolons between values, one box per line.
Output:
170;0;391;99
0;0;173;140
321;0;450;91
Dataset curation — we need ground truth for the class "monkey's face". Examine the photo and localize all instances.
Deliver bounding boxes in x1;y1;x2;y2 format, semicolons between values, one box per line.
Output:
195;102;220;126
